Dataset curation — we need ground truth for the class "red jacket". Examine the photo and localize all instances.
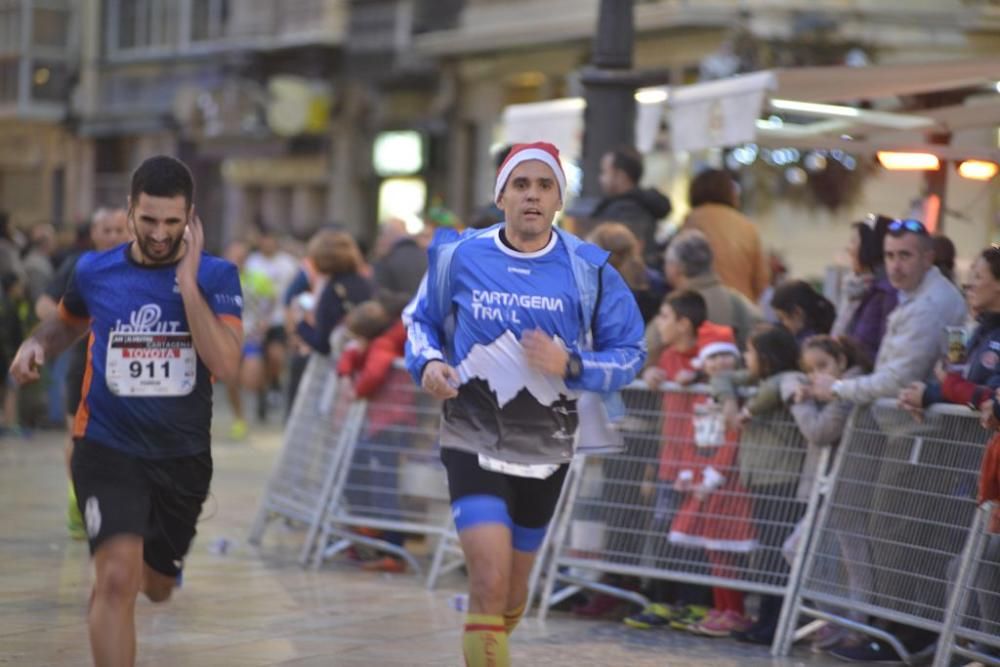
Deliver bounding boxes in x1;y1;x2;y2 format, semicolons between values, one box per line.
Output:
336;321;415;437
657;345;699;482
980;433;1000;533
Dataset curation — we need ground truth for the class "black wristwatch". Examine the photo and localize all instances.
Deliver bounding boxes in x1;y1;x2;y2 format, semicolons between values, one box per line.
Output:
565;353;583;379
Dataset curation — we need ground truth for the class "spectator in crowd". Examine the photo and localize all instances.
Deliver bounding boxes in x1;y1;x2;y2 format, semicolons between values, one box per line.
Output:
831;215;897;361
682;169;769;302
292;230;371;356
809;218;967;663
811;219;966;404
899;244;1000;415
572;222;669;618
0;212;22;282
51;222;92;271
372;218;427;317
336;300;414;573
769;280;836;343
592;145;672;268
623;290;715;629
785;335;873;652
21;224;56;305
758;252;789;323
0;271;25;435
661;229;762;352
35;207;129;538
669;323;755;638
589;222;666;324
247;226;300;419
416;205;461;250
932;234;957;284
713;325;807;646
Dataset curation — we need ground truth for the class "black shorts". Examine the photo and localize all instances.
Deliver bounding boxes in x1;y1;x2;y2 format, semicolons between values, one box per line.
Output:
440;448;569;552
70;439;212;576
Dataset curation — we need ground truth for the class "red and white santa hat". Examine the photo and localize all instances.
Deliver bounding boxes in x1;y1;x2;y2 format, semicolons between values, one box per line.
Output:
494;141;567;204
693;321;740;369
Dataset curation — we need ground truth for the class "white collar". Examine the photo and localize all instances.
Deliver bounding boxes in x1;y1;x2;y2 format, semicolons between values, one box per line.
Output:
490;226;558;259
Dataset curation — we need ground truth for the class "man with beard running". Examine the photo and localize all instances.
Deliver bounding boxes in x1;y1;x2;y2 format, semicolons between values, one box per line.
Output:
10;155;243;667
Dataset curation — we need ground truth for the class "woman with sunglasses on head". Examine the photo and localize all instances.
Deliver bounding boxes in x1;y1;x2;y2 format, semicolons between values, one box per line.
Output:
898;244;1000;415
831;214;898;361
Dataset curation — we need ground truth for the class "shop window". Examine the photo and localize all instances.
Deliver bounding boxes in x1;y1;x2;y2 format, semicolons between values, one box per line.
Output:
0;1;20;55
109;0;180;52
190;0;229;42
32;5;70;49
0;58;18;103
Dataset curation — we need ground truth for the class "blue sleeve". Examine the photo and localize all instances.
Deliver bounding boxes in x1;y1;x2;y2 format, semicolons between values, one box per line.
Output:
922;381;943;407
403;273;446;385
284;270;309;306
202;259;243;321
296;281;341;355
565;264;646;393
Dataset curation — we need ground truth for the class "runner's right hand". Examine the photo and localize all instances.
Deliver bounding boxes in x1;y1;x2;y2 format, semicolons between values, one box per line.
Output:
421;361;460;400
10;339;44;385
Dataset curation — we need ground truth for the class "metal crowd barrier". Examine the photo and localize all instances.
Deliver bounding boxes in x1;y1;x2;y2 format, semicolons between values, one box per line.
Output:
252;360;1000;661
247;354;360;564
935;501;1000;667
537;382;830;646
310;366;453;574
775;400;988;664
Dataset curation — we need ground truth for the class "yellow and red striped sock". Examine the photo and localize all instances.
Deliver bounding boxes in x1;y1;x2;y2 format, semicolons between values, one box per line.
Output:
503;601;527;635
462;613;510;667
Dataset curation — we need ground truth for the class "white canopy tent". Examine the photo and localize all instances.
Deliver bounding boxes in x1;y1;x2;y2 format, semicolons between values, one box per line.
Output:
502;58;1000;162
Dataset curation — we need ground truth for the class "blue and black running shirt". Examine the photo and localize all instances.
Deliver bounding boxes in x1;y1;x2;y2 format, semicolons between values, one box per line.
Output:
59;243;243;459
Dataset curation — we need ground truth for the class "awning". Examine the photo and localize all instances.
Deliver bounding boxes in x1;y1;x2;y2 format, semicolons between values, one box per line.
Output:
501;58;1000;160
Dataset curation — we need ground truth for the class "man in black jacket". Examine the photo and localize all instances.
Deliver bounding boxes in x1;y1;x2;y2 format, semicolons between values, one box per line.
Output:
592;145;671;268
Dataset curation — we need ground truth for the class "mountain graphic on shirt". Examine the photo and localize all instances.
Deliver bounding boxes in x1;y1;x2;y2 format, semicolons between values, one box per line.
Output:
456;329;576;408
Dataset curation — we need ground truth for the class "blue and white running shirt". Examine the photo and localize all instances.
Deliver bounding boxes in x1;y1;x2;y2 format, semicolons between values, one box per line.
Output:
415;228;584;461
59;243;243;459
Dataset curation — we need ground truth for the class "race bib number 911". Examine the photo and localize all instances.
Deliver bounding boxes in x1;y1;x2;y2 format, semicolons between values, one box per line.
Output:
106;332;197;397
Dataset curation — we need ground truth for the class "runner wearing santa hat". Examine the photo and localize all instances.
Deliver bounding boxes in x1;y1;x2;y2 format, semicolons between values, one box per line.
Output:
404;141;645;666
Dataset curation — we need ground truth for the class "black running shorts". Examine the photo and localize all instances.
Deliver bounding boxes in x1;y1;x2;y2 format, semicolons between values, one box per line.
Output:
440;448;569;535
70;438;212;576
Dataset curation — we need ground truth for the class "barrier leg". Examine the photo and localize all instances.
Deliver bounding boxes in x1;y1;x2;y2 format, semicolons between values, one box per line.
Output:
932;503;991;667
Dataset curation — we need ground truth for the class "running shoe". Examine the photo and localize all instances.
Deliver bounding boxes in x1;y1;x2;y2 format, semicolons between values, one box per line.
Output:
623;603;674;630
361;556;406;573
668;604;709;631
67;483;86;541
690;609;753;637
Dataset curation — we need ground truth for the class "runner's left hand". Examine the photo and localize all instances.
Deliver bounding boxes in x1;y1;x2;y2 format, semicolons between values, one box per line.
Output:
177;211;203;289
522;329;570;377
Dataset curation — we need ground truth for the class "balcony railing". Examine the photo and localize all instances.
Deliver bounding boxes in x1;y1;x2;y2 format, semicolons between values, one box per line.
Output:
107;0;347;61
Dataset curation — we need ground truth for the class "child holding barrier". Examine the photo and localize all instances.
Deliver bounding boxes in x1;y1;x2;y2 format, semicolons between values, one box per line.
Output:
668;323;757;637
336;299;414;573
712;324;807;645
783;335;872;652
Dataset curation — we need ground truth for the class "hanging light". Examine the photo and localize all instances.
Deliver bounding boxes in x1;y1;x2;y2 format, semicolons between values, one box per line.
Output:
876;152;940;171
957;160;999;181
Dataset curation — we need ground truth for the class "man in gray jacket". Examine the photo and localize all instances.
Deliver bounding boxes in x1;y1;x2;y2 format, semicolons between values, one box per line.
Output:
812;219;966;403
810;218;967;663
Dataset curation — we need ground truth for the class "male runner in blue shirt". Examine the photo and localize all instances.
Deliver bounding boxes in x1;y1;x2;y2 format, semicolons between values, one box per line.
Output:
406;141;645;666
10;155;243;667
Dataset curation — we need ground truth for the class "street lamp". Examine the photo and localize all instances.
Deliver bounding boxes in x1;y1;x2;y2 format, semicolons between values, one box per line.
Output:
579;0;639;199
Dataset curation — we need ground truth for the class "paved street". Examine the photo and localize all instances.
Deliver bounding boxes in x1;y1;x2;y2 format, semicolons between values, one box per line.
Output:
0;412;844;666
